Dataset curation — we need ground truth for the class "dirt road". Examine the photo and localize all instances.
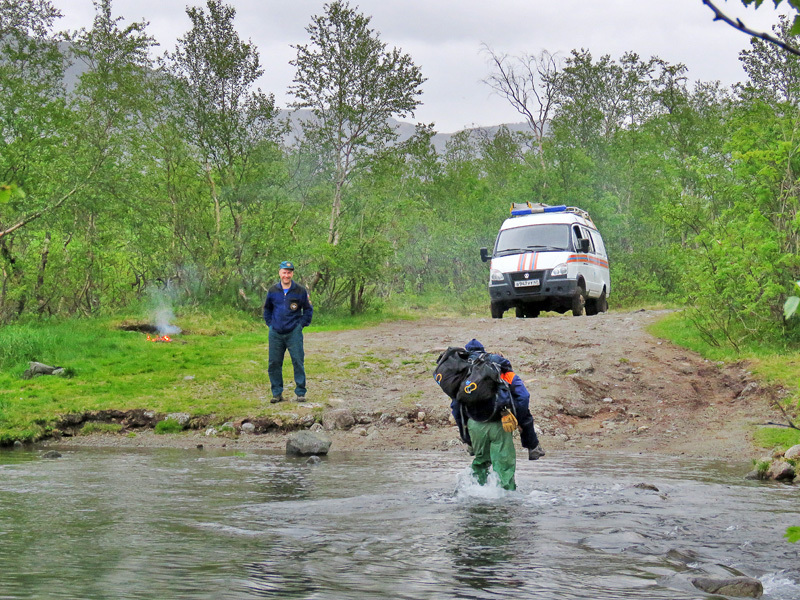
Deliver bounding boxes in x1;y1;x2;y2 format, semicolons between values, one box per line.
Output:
301;308;779;458
50;309;782;458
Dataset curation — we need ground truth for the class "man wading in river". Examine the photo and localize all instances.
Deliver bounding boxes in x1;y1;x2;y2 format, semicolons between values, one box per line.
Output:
435;339;544;490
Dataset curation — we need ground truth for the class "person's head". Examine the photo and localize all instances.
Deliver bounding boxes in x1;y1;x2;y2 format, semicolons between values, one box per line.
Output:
279;260;295;285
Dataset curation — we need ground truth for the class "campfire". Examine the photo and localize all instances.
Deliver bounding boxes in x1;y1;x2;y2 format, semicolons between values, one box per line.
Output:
146;334;173;343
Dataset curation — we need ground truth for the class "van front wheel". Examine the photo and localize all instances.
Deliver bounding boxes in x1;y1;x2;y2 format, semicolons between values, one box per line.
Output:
491;302;504;319
571;287;586;317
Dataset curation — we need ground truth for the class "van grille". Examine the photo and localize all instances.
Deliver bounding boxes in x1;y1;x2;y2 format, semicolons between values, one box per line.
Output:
510;270;545;283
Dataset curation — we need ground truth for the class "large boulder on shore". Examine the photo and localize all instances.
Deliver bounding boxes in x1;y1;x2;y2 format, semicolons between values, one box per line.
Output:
286;431;332;456
323;408;355;430
767;460;796;482
784;444;800;461
690;576;763;598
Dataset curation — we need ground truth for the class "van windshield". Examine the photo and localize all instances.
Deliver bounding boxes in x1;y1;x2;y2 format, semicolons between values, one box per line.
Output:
494;224;570;256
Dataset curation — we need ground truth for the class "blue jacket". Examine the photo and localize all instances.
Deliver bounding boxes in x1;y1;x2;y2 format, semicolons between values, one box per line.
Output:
263;281;313;334
451;339;539;449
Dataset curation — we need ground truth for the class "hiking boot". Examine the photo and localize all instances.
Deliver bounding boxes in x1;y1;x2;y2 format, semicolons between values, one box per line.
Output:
270;395;283;404
295;395;306;402
528;444;546;460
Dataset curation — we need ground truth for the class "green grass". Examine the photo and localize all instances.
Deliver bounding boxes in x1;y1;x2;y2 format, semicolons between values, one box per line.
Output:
650;311;800;451
80;422;123;435
753;427;800;451
154;419;185;434
0;302;440;443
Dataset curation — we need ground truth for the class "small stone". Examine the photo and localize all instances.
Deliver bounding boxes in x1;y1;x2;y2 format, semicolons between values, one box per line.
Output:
602;397;613;403
241;423;255;434
184;375;195;381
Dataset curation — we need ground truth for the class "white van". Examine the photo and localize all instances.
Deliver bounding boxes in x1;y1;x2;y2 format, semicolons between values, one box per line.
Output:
480;203;610;318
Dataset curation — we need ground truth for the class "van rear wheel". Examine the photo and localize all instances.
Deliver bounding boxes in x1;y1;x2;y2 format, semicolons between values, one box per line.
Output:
598;291;608;313
571;287;586;317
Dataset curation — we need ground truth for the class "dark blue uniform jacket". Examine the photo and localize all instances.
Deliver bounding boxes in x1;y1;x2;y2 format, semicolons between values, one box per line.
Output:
263;281;313;334
450;338;539;449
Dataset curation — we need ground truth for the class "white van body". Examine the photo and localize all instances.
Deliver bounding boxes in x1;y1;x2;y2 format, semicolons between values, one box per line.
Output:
480;205;610;318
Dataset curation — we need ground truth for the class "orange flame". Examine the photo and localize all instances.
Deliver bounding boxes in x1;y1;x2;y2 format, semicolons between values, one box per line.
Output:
146;334;172;343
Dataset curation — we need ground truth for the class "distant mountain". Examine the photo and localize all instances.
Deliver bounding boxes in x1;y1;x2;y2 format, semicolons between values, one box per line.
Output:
58;48;532;153
280;108;532;153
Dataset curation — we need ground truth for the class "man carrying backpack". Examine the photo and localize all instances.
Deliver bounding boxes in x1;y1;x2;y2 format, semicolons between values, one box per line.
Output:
444;339;544;491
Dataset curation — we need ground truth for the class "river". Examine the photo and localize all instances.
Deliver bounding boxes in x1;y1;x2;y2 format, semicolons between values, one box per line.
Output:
0;447;798;599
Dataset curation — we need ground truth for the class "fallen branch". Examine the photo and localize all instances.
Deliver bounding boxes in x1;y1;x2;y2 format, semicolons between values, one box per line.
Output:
771;399;800;430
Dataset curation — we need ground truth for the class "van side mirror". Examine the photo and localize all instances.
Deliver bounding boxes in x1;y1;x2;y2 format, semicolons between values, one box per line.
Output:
579;238;590;253
480;247;490;263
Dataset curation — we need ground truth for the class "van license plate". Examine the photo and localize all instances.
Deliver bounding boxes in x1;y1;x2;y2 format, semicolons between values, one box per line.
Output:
514;279;540;287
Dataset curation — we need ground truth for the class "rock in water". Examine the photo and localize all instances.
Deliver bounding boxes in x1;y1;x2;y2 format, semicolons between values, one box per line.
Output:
690;576;763;598
286;431;332;456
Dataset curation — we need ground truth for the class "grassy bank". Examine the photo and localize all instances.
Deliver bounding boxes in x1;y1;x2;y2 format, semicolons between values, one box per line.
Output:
649;312;800;452
0;304;431;444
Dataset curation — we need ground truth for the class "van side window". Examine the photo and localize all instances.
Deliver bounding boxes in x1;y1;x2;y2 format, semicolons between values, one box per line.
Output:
572;225;584;251
589;230;606;257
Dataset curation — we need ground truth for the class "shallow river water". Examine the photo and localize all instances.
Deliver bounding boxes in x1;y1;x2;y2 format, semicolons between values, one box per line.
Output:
0;447;798;600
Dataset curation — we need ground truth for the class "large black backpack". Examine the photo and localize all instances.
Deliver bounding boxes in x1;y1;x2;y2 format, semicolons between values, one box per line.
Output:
456;353;502;408
433;347;471;399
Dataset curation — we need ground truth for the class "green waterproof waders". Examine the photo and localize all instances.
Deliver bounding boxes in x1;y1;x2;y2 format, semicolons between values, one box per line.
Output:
467;418;517;490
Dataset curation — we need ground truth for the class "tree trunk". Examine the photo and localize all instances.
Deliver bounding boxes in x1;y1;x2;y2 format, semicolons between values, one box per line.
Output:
35;232;52;314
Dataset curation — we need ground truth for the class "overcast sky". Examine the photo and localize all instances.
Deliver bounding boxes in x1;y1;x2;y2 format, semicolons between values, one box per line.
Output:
51;0;791;133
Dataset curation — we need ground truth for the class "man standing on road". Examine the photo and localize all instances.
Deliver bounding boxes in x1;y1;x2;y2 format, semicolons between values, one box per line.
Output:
263;261;313;403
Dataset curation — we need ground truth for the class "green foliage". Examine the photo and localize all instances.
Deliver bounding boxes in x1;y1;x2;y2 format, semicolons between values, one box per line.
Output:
741;1;800;35
154;419;184;434
752;458;771;474
785;281;800;319
785;526;800;543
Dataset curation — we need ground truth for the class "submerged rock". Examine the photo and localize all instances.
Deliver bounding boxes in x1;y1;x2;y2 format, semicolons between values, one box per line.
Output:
42;451;62;459
690;576;763;598
286;431;332;456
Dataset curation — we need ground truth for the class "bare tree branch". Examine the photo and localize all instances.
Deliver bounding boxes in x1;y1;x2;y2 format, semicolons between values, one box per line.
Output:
703;0;800;57
481;45;560;164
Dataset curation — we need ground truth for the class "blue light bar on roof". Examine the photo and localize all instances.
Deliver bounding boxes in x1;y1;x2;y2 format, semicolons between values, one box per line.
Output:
511;204;567;216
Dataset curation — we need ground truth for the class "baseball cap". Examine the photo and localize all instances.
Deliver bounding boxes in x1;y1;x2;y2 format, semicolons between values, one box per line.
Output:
279;260;295;270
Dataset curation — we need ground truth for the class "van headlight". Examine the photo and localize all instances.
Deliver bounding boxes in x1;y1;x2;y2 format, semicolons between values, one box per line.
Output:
550;263;568;277
490;269;505;282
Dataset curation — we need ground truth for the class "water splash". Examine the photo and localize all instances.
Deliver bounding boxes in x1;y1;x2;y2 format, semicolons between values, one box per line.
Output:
761;572;800;599
454;467;515;500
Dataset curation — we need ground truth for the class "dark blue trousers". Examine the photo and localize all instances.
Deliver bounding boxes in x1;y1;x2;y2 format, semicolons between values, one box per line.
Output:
268;326;306;397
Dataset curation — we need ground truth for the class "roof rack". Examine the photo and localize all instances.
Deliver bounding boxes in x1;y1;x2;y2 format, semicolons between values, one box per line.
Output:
510;202;594;226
